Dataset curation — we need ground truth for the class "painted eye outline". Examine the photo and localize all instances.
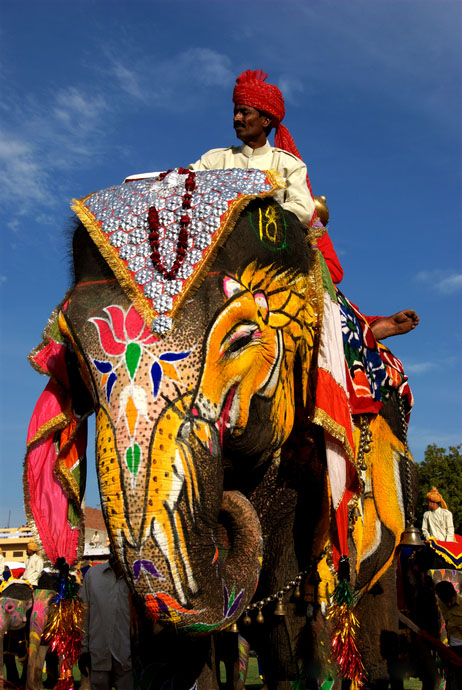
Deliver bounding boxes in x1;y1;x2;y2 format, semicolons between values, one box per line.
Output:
221;321;261;358
5;602;16;613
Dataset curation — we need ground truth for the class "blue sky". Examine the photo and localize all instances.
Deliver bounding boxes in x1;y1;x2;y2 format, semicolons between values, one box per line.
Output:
1;0;461;527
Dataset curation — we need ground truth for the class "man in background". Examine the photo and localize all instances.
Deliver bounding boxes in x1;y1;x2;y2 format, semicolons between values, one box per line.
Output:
20;541;43;587
79;554;133;690
422;487;455;542
435;580;462;688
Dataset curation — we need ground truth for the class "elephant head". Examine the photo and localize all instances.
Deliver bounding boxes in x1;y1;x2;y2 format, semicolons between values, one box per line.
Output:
0;581;33;690
26;171;316;633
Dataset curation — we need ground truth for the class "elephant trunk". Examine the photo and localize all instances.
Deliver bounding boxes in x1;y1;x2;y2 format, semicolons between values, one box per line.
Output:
178;489;263;632
126;487;262;633
97;393;263;633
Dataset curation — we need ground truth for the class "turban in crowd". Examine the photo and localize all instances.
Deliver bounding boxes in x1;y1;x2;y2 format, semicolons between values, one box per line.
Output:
233;69;313;195
27;541;39;552
427;487;448;510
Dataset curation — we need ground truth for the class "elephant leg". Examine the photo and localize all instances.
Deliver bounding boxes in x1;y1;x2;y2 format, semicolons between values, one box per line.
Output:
211;632;249;690
355;566;400;686
132;620;212;690
79;671;91;690
0;632;4;690
27;644;48;690
235;634;250;690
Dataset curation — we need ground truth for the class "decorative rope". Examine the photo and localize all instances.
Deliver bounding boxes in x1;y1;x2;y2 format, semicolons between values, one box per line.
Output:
241;546;330;623
397;393;415;526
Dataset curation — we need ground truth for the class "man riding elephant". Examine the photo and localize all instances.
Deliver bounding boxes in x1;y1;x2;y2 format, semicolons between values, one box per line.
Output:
190;68;420;341
422;487;456;542
21;542;44;587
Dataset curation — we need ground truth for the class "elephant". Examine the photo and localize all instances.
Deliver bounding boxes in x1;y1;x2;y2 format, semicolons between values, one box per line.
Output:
24;169;417;689
0;580;33;689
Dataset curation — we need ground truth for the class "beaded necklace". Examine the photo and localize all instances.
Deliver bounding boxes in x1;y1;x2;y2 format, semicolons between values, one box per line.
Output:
147;167;196;280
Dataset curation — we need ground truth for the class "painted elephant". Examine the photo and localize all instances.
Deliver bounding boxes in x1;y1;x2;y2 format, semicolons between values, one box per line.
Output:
0;580;33;689
24;169;417;688
25;573;59;690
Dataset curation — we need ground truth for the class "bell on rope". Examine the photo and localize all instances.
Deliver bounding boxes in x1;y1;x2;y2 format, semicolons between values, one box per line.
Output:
227;622;239;633
256;607;265;624
293;584;301;599
243;611;252;625
274;595;286;616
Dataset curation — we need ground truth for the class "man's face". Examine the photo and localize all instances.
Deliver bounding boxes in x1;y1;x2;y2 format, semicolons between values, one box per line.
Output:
427;499;440;511
233;104;271;145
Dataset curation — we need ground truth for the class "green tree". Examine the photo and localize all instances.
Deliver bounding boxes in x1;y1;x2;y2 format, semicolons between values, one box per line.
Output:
416;444;462;533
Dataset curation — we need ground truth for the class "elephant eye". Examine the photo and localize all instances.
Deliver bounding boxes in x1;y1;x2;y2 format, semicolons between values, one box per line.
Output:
222;323;260;356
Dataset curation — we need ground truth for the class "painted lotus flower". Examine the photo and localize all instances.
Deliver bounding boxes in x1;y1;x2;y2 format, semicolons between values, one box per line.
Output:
90;304;190;403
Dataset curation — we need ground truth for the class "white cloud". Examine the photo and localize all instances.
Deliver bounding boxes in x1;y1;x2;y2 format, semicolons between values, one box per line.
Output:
0;131;49;204
437;274;462;294
53;87;109;134
0;275;7;286
0;82;112;212
416;270;462;295
405;361;438;375
112;64;147;102
277;75;305;105
109;47;234;110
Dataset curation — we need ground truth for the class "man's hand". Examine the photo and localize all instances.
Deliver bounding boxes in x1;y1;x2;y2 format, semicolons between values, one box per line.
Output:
78;651;91;677
370;309;420;340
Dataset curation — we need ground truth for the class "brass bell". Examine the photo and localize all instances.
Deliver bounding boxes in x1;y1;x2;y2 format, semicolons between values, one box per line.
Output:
243;611;252;625
274;595;286;616
399;525;425;548
256;607;265;624
227;621;239;633
293;584;301;600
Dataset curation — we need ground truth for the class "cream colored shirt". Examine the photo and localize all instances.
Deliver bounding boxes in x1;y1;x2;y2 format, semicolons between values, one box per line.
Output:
422;506;455;542
21;552;44;586
190;141;315;226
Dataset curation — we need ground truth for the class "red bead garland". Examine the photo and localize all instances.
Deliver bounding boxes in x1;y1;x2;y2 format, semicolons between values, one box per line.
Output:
148;168;196;281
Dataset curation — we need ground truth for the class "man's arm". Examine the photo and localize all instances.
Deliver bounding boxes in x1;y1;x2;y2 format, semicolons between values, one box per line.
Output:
280;159;315;226
421;513;430;540
446;511;455;542
189;149;225;171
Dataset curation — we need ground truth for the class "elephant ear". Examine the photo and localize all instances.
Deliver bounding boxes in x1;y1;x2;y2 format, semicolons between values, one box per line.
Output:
24;301;87;567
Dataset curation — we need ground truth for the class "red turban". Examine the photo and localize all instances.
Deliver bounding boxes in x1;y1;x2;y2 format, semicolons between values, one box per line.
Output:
233;69;313;195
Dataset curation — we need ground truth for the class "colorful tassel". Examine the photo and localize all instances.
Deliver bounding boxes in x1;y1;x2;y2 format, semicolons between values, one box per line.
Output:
327;565;366;688
43;560;85;690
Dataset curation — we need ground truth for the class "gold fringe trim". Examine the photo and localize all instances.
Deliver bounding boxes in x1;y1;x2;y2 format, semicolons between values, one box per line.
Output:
306;224;327;241
301;248;324;405
26;413;69;449
58;310;97;404
311;406;355;464
28;292;73;380
428;538;462;570
0;578;33;595
71;169;285;336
